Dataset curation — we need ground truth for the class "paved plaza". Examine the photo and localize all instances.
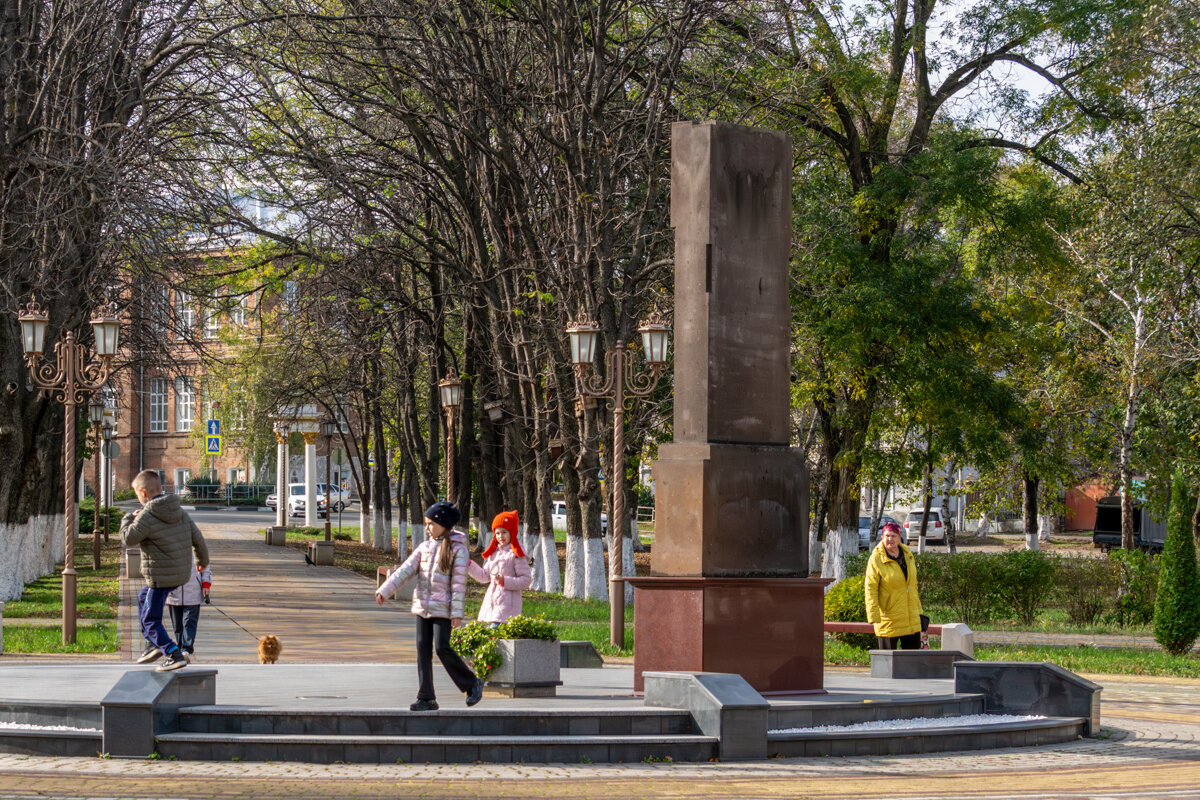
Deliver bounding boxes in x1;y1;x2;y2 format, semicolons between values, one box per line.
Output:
1;512;1198;799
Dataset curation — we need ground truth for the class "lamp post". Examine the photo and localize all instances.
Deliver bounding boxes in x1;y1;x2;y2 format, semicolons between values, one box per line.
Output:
101;403;118;545
438;373;463;500
321;418;338;542
567;311;671;648
17;297;122;644
88;399;105;571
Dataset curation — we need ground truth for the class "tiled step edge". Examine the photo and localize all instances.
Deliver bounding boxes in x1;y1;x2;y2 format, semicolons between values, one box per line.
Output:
156;732;719;764
0;728;103;758
768;716;1086;757
179;707;694;736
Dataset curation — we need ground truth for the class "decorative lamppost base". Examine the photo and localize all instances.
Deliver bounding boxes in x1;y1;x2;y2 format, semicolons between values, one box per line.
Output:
628;576;831;694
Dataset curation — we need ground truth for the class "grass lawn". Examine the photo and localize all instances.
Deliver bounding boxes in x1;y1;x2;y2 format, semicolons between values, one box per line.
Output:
1;622;119;654
2;537;122;620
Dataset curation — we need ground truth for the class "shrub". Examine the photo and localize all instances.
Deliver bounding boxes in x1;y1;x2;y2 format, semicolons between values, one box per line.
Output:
1106;549;1161;627
824;576;875;650
1053;557;1120;625
450;615;558;680
1153;472;1200;655
919;552;1000;627
841;551;869;577
992;549;1058;626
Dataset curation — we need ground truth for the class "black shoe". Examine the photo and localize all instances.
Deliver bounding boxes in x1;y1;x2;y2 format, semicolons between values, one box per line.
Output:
409;699;438;712
466;678;483;707
135;644;162;664
156;649;188;672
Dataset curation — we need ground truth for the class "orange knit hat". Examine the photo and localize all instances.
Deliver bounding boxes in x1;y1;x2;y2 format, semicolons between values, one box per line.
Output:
482;510;524;558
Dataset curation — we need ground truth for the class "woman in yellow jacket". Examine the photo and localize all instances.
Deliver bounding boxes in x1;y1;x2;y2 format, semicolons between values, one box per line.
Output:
864;521;924;649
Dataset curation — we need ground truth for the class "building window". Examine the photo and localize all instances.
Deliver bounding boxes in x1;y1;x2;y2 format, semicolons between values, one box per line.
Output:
175;377;195;431
176;291;195;338
231;295;249;326
150;378;168;433
202;303;220;337
150;285;169;336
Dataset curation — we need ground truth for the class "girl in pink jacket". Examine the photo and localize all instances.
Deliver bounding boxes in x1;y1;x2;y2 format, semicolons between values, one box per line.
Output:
376;501;483;711
469;510;532;626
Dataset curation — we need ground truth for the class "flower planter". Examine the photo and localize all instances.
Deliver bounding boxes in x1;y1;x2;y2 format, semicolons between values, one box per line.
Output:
485;638;562;698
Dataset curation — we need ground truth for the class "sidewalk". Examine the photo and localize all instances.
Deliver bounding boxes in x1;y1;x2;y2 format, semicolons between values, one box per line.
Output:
117;518;418;664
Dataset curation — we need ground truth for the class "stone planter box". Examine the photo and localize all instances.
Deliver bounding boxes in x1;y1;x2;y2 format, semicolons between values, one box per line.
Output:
265;527;287;546
309;540;334;565
485;639;563;698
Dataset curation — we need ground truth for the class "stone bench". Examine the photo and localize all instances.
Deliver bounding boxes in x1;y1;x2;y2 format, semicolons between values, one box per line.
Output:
823;621;975;656
560;640;604;668
870;649;974;679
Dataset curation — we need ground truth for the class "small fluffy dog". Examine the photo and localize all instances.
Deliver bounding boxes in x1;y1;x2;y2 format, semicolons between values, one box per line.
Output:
257;635;282;664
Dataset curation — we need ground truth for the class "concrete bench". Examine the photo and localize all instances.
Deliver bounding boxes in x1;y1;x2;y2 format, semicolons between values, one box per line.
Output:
560;640;604;668
870;649;974;679
824;621;943;635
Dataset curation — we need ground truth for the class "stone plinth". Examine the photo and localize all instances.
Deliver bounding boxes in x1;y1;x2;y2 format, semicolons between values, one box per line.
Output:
126;549;142;580
629;577;830;694
651;443;808;576
309;540;334;565
265;527;286;546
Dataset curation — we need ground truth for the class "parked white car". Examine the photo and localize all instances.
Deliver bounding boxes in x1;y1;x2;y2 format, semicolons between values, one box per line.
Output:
903;507;949;544
551;500;607;532
287;483;351;518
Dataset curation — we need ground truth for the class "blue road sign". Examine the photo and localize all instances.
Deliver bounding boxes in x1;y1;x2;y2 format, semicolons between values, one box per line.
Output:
206;435;222;455
207;419;220;436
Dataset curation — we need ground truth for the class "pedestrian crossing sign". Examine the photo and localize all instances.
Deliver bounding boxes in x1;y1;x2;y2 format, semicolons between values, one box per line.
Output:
206;435;222;455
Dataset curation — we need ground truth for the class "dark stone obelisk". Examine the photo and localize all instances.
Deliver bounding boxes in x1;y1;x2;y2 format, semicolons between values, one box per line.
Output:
630;121;822;694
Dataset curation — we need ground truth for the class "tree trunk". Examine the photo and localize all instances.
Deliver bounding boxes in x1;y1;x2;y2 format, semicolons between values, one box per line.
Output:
820;461;860;583
522;465;543;591
917;459;933;554
1023;473;1040;551
534;448;560;593
562;456;586;599
941;460;957;554
808;455;828;575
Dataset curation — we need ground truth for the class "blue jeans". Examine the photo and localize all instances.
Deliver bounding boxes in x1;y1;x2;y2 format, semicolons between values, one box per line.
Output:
169;605;200;654
138;585;180;654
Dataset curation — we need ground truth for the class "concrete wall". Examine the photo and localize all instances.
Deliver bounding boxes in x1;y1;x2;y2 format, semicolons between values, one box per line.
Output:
0;514;65;603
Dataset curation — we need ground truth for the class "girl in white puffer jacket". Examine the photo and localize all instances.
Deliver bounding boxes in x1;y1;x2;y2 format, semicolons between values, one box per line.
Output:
376;501;482;711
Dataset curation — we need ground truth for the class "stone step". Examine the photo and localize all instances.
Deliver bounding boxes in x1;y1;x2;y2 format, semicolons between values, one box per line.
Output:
0;727;102;758
0;701;101;730
179;707;695;737
155;731;719;764
769;693;985;730
768;716;1087;757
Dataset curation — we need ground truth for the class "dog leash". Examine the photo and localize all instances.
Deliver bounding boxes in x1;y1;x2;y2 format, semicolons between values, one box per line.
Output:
206;600;262;641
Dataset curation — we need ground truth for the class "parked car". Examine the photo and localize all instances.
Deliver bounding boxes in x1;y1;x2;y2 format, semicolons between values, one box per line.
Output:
857;514;900;550
551;500;607;533
265;492;277;510
903;507;949;544
287;482;350;518
1091;496;1166;553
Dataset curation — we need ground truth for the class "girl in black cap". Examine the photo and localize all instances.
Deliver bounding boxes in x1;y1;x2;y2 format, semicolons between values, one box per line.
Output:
376;501;483;710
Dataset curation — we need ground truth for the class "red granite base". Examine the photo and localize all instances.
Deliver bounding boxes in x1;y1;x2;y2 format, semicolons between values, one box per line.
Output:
628;576;831;694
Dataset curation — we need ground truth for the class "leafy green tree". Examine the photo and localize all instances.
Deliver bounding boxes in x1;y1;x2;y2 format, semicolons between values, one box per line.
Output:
1152;470;1200;655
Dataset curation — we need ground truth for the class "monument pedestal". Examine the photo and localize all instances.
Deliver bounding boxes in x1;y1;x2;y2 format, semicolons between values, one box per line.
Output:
629;576;831;694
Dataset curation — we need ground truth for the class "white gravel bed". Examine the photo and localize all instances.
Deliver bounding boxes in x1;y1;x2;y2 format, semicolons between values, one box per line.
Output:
0;721;99;733
771;713;1045;734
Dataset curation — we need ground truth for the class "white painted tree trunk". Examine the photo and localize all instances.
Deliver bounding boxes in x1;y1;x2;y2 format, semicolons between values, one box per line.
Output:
820;526;859;583
563;532;585;598
539;527;561;593
396;519;408;561
1025;529;1040;551
976;513;991;538
359;507;371;546
1038;514;1053;543
372;505;388;550
808;534;823;577
623;521;635;605
477;519;492;553
525;523;544;591
584;538;609;601
411;521;425;554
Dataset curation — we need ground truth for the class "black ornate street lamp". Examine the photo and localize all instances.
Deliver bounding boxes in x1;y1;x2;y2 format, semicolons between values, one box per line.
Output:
438;373;463;500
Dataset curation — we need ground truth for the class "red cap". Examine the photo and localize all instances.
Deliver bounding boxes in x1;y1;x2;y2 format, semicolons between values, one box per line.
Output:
482;510;523;558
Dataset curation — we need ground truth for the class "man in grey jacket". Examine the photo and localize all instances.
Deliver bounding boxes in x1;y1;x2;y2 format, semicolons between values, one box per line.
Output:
121;469;210;671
